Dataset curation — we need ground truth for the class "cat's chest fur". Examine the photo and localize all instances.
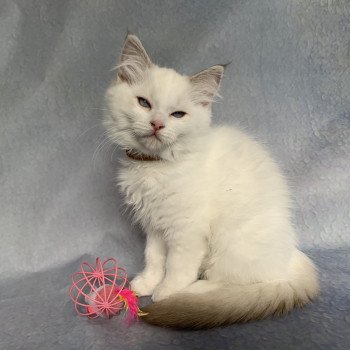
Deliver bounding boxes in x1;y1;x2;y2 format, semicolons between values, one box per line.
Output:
117;158;205;233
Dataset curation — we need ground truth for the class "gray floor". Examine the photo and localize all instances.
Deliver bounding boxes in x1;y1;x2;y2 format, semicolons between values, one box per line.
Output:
1;1;349;349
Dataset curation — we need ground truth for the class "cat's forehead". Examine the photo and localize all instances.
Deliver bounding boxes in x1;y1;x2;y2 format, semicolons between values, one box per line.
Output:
137;66;191;108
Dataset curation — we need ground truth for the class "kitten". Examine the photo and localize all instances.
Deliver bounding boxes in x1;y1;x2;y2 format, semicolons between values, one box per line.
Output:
104;34;319;329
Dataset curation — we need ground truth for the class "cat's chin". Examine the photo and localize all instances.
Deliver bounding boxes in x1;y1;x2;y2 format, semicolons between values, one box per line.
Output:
138;134;165;151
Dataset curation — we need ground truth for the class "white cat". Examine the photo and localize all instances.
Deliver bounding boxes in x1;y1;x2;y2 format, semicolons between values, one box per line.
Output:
104;34;319;328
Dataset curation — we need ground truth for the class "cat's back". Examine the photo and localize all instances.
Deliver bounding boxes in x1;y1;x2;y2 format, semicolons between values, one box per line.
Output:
206;125;290;207
207;125;276;172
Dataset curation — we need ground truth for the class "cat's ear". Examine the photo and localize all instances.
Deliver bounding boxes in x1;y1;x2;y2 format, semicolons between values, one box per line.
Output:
190;65;225;106
116;34;152;84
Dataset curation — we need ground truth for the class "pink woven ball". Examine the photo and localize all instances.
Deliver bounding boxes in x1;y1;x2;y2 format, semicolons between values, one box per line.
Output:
69;257;141;322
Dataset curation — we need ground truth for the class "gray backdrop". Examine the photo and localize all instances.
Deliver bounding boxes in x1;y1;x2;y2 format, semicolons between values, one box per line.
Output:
1;0;349;349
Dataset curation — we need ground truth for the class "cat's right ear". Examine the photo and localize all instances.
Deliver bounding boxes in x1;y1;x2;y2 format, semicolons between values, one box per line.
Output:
116;34;152;84
190;65;225;107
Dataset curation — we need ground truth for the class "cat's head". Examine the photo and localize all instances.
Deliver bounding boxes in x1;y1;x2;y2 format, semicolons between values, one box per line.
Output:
104;34;224;160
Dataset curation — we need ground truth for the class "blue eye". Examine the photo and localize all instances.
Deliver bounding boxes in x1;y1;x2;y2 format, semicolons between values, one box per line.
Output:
171;111;186;118
137;97;151;109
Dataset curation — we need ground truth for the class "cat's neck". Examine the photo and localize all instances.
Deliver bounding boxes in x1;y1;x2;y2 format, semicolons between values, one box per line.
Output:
126;128;209;163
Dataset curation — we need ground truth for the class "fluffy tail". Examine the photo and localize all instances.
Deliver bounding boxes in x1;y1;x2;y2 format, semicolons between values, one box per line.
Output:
141;252;319;329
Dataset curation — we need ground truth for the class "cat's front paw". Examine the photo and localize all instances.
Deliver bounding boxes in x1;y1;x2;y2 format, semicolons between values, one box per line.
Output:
130;274;161;297
152;284;177;302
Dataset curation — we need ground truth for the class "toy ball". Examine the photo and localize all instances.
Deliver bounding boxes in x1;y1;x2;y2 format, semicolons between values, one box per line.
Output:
69;257;144;323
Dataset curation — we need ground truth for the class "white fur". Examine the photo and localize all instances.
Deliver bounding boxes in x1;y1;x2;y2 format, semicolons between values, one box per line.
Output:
104;35;318;314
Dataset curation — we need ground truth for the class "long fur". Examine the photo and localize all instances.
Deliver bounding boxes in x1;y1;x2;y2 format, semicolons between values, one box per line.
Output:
141;250;319;329
104;34;319;329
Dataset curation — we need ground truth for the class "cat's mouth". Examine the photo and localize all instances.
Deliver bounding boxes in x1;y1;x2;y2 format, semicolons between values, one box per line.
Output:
140;132;162;142
136;132;165;151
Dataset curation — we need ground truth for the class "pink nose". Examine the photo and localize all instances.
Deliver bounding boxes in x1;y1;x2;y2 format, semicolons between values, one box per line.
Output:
150;120;165;131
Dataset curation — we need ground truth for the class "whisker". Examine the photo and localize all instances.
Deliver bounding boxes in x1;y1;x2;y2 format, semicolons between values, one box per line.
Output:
75;124;103;141
92;133;111;169
93;139;114;169
110;144;119;161
100;139;115;164
88;107;114;112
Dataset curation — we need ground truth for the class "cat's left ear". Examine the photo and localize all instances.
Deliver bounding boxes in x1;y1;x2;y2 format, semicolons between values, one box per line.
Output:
116;34;152;84
190;65;225;106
